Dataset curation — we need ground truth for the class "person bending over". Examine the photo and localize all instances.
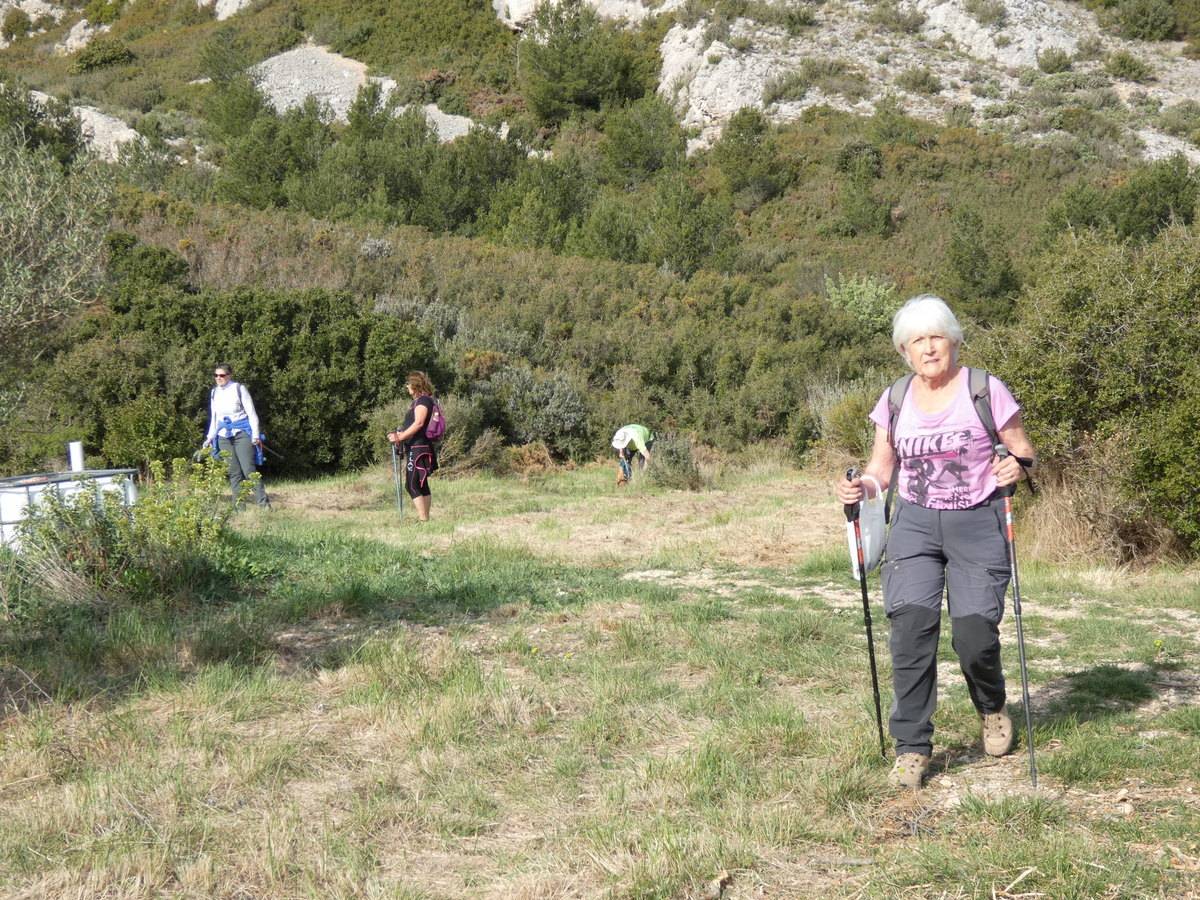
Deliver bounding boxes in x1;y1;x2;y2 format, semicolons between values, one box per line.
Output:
612;424;653;486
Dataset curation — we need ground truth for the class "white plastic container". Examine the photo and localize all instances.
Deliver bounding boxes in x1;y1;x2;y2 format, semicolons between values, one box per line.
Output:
0;468;138;550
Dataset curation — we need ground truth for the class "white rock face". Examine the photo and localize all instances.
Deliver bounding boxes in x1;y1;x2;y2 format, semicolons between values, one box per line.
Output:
659;0;1200;159
493;0;685;30
0;0;65;49
29;90;143;161
74;104;143;160
252;44;477;142
54;17;110;55
1137;128;1200;166
195;0;255;22
917;0;1089;69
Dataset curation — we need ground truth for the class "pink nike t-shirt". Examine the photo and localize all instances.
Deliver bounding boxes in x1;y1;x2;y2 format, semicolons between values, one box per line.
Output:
869;368;1020;510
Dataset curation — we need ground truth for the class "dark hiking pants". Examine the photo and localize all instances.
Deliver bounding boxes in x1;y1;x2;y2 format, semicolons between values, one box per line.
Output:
216;431;268;507
882;495;1011;757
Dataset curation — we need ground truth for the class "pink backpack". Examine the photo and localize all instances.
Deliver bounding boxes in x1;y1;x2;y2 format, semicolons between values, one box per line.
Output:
424;398;446;442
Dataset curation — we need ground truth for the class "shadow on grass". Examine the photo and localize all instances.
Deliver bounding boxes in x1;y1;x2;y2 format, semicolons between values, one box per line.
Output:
1035;661;1192;726
937;662;1193;775
1;528;682;711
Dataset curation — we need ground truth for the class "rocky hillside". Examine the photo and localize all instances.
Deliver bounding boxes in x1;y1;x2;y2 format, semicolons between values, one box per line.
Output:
4;0;1200;163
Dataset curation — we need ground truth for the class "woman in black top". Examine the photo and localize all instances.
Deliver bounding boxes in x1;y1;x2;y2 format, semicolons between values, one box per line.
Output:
387;371;438;521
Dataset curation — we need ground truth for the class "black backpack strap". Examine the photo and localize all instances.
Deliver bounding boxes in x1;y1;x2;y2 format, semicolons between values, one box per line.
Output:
969;367;999;447
971;367;1037;494
884;374;914;524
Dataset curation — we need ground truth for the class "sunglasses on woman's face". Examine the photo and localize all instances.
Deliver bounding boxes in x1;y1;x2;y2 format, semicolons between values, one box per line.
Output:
214;373;229;378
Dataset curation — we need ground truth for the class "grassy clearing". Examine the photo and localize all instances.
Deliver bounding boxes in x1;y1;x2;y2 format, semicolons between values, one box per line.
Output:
2;462;1199;897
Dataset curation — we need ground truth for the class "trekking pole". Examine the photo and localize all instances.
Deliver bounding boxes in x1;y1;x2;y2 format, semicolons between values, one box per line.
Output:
390;441;404;519
995;445;1038;787
845;467;887;759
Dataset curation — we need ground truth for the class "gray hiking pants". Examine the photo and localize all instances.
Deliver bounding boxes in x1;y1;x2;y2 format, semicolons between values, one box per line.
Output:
216;431;268;507
882;495;1011;756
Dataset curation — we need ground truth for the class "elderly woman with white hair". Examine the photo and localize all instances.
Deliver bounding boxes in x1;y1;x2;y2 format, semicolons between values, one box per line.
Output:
835;295;1036;790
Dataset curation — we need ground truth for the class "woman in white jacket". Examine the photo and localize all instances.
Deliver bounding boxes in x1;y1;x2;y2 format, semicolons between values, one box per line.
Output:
202;364;269;507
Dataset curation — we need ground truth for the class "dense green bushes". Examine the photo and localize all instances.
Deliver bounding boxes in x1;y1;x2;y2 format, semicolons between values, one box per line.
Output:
1042;154;1198;241
989;227;1200;554
1;235;441;476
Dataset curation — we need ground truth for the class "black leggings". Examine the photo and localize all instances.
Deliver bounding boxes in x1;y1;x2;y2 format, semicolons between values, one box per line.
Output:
405;445;435;498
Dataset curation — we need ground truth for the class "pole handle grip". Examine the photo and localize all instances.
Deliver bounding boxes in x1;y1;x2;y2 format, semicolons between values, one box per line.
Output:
843;467;861;522
994;443;1018;499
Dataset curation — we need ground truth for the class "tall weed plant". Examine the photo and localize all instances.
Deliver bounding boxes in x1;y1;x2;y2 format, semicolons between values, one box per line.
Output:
0;458;250;632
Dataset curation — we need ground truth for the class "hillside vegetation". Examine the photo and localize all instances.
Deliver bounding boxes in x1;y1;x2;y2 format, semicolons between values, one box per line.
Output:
2;1;1200;559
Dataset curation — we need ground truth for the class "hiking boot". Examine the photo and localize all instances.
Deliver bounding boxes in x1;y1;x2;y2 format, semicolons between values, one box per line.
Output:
888;753;930;790
982;706;1014;757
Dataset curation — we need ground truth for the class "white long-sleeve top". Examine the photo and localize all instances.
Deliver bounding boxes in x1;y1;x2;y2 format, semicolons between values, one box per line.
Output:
206;381;261;442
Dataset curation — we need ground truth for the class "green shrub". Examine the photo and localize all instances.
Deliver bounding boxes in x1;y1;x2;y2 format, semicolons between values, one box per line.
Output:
70;37;135;74
83;0;125;25
494;151;596;251
995;229;1200;554
709;107;790;209
787;407;820;462
835;141;883;178
896;67;942;95
832;168;892;237
763;71;809;105
1115;0;1175;39
736;0;817;34
482;365;591;458
519;0;656;125
647;431;703;490
868;93;922;145
1037;47;1073;74
42;237;444;477
568;188;644;262
203;75;270;140
763;58;868;106
1042;155;1198;241
2;457;242;630
641;173;738;276
824;273;898;334
1156;100;1200;143
1107;155;1197;238
1105;49;1154;81
1075;34;1106;59
411;127;525;233
601;95;685;184
1;8;32;41
817;382;883;459
943;208;1019;323
964;0;1007;26
0;128;112;377
0;82;85;166
868;2;926;33
101;394;196;470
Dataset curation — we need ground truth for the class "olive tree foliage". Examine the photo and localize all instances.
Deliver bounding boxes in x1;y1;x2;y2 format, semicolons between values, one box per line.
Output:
0;128;113;378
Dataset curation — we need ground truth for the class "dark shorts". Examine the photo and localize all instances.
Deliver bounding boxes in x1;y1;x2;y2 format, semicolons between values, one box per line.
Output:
405;444;436;499
882;494;1011;623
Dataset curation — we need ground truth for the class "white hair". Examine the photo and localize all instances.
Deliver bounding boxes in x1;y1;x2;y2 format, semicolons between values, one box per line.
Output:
891;294;964;365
